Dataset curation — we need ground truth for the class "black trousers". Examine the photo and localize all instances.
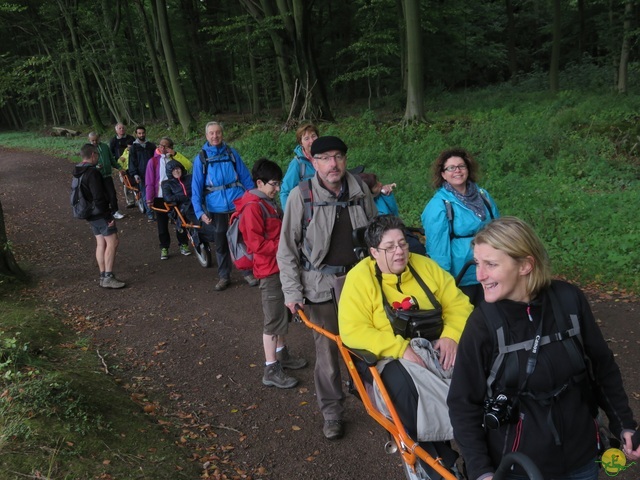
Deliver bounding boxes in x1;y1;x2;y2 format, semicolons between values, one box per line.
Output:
153;198;187;249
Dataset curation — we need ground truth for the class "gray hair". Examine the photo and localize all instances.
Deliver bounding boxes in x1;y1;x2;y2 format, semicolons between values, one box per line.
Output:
205;121;223;134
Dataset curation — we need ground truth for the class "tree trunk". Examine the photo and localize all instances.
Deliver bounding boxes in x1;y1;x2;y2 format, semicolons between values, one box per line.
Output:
617;1;633;94
132;0;176;126
57;18;86;125
156;0;195;133
550;0;561;93
401;0;425;123
56;0;104;130
506;0;517;84
0;199;27;282
289;0;333;121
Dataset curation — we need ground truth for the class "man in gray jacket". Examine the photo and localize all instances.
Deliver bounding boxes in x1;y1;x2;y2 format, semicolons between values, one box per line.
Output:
277;136;377;440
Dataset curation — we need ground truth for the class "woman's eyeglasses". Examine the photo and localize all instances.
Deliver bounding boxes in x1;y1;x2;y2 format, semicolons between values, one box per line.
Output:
442;164;468;173
376;242;409;254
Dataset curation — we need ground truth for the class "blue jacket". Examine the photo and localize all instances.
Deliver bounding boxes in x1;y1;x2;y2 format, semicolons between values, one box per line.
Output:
374;192;399;216
191;142;254;217
280;144;316;210
421;186;499;286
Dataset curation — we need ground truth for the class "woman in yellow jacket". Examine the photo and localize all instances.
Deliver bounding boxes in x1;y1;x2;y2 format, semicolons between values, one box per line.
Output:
339;215;472;480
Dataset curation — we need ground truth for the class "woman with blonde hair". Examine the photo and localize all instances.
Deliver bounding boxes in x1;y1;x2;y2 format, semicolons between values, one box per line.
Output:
448;217;638;480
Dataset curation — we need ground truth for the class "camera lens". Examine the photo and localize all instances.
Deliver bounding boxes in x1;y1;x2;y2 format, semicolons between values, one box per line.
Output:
483;412;501;430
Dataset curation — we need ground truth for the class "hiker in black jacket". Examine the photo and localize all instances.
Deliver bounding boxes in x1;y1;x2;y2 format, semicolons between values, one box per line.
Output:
448;217;637;480
72;143;125;289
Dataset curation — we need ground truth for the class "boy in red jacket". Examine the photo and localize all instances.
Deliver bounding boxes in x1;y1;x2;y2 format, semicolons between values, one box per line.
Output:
234;158;307;388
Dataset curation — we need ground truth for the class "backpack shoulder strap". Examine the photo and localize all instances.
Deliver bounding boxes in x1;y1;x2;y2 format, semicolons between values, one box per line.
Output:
443;199;455;239
479;301;519;397
298;159;306;182
479;189;495;220
299;178;314;230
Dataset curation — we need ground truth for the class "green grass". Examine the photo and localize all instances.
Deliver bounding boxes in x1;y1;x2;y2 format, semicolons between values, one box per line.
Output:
0;289;200;479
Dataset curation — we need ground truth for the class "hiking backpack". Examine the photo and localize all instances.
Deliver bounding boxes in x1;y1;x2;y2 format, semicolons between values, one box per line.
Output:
297;176;368;274
480;282;599;443
70;173;95;219
227;201;279;270
198;147;243;194
443;189;494;239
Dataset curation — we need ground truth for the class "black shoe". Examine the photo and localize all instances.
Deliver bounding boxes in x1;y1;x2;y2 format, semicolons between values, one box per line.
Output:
323;420;344;440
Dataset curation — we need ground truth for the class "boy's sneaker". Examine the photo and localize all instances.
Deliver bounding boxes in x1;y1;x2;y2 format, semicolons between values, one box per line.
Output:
113;211;125;219
147;213;155;222
277;346;308;370
179;244;191;256
160;248;169;260
262;362;298;389
101;274;125;289
243;273;259;287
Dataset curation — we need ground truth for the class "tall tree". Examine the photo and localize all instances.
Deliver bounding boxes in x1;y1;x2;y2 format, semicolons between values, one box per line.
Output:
56;0;104;129
132;0;176;126
156;0;194;133
401;0;425;123
617;1;633;94
550;0;561;93
0;199;27;282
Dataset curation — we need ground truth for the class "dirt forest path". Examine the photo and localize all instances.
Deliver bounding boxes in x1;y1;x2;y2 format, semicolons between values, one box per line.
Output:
1;147;639;480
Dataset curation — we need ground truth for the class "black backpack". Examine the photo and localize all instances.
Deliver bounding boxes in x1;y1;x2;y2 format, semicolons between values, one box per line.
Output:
70;172;94;219
480;282;598;444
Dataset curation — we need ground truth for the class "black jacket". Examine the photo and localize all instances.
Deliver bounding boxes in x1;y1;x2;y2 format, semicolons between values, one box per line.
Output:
448;280;637;480
128;140;156;181
109;134;134;159
73;163;111;221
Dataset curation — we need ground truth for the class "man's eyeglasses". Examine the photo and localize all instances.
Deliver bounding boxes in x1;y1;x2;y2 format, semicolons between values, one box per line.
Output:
313;153;345;163
267;181;281;187
442;164;468;173
376;242;409;254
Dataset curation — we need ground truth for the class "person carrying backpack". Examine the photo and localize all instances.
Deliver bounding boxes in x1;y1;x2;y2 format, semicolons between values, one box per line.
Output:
447;217;638;480
277;135;378;440
421;148;500;306
71;143;125;289
279;123;319;210
233;158;308;389
191;121;256;291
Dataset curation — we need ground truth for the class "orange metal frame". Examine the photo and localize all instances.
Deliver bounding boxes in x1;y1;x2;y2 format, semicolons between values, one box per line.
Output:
119;171;142;200
150;202;201;230
295;307;457;480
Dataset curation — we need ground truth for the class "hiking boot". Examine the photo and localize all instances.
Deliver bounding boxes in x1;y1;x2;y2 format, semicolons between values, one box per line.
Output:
213;278;230;291
101;274;125;289
243;273;259;287
179;244;191;256
277;346;308;370
113;211;125;220
323;420;344;440
262;362;298;389
126;203;136;209
160;248;169;260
